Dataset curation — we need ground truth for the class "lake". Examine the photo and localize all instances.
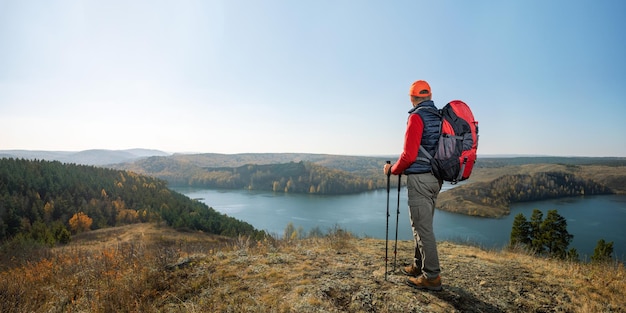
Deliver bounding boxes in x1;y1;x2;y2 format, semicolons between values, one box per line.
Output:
172;185;626;261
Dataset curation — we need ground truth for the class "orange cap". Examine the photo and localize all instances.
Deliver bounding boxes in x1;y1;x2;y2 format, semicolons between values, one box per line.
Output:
409;80;431;97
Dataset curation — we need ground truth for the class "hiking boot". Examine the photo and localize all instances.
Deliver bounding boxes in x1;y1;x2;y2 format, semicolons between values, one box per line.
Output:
401;265;422;277
406;274;442;291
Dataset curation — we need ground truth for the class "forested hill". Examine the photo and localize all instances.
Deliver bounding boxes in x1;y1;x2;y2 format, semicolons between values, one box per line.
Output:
437;163;626;217
115;154;390;194
0;158;264;247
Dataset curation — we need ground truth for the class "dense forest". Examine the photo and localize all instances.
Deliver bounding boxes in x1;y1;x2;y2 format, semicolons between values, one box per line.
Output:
0;158;265;247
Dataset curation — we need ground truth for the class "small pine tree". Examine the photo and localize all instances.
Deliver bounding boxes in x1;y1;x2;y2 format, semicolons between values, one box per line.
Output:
53;223;71;244
510;213;531;247
567;248;579;262
540;209;573;259
591;239;614;263
529;209;544;253
29;220;56;246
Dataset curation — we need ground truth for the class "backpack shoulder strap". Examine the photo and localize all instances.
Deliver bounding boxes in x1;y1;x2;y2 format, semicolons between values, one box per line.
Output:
414;106;441;163
413;106;441;116
418;145;433;162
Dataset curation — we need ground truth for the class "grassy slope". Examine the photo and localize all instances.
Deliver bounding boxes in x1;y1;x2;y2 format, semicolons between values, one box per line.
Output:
1;223;624;313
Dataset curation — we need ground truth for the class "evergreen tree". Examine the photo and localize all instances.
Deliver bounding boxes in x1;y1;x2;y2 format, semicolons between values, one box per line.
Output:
510;209;575;260
539;210;573;259
510;213;531;247
529;209;544;253
591;239;614;263
567;248;579;262
53;222;71;244
30;220;56;247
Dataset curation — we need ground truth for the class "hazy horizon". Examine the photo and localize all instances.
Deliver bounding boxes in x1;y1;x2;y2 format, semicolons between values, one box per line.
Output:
2;148;624;159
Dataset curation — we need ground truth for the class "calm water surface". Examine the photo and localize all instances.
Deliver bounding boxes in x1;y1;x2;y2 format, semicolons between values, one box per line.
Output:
173;185;626;261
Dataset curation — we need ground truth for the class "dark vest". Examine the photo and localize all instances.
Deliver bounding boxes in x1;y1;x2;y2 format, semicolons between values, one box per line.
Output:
404;100;440;175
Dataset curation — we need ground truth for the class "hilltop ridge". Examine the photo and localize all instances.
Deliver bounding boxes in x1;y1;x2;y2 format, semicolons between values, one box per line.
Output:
1;223;623;312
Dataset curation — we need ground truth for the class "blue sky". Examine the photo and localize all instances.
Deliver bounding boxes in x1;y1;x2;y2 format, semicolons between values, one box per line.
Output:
1;0;625;157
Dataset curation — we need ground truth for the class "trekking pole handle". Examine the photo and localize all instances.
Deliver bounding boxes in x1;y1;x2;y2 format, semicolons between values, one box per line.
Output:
386;160;391;177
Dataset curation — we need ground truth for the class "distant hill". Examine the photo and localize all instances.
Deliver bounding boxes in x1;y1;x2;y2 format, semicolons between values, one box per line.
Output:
113;153;392;194
0;148;170;166
115;151;625;178
163;152;390;175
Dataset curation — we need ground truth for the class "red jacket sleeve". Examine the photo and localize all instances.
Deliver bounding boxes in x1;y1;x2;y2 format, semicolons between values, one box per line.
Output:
391;113;423;175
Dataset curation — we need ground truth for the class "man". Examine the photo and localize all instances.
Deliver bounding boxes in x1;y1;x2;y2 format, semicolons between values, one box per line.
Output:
383;80;443;291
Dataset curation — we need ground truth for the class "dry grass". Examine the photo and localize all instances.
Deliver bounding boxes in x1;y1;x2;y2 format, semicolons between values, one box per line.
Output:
444;243;626;312
1;223;624;313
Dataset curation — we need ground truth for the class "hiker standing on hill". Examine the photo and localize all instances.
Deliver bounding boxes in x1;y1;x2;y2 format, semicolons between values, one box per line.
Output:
383;80;443;291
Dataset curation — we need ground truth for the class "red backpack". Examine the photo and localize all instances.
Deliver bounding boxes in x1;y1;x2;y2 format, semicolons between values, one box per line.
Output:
420;100;479;183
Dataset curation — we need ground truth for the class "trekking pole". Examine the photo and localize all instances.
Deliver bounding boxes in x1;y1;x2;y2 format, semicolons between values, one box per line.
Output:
393;174;401;272
384;161;391;281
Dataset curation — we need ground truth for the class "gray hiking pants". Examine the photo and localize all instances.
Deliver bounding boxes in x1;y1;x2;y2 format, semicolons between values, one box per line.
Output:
406;173;442;279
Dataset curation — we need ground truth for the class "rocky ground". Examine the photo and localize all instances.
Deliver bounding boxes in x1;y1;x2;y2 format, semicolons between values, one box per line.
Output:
158;232;624;312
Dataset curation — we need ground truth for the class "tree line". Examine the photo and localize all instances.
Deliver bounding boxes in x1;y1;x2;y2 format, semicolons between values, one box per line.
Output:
172;161;386;194
0;158;266;248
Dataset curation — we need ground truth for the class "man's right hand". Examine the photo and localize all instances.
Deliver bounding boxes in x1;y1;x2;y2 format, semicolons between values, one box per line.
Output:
383;163;392;176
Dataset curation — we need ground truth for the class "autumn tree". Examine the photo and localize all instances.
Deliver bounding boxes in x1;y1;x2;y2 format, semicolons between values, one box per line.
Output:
69;212;93;234
284;222;297;241
117;209;139;225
